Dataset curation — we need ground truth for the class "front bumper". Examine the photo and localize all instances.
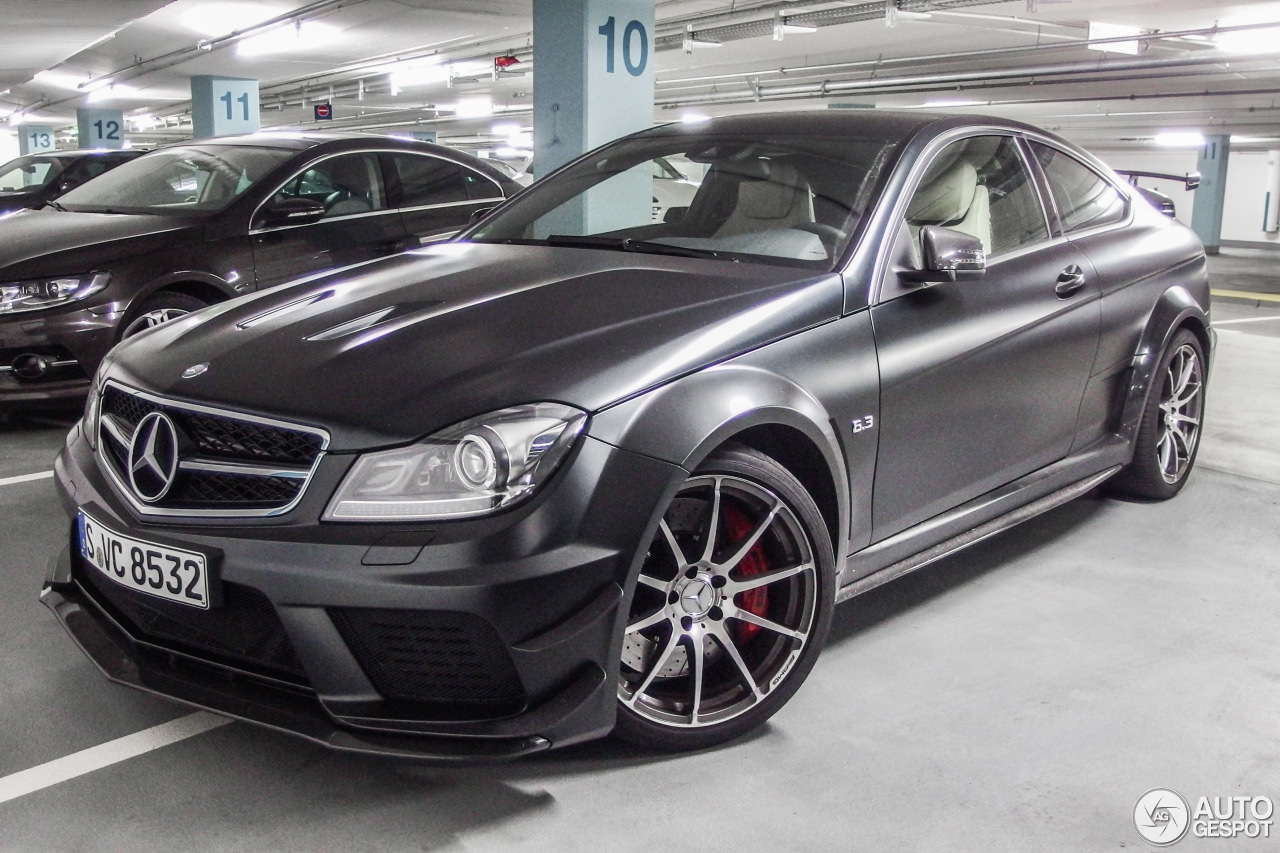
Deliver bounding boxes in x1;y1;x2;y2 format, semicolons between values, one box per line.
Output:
45;421;682;761
0;306;118;404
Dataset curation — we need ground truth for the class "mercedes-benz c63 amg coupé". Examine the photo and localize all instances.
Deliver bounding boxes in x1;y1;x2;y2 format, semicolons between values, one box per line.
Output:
44;112;1211;760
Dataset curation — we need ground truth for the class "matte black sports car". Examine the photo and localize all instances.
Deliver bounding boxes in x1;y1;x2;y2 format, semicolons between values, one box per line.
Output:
44;112;1210;759
0;132;518;406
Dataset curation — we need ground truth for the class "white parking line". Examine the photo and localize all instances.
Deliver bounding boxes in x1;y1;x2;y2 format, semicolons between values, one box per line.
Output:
0;712;232;805
0;470;53;487
1214;315;1280;325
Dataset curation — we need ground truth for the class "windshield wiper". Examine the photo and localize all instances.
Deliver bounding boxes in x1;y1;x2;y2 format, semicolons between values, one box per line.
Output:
44;200;67;212
546;234;726;261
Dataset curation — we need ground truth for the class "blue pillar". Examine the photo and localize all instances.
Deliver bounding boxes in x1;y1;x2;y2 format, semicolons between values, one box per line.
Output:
1191;134;1230;254
532;0;654;188
191;76;260;139
76;109;125;149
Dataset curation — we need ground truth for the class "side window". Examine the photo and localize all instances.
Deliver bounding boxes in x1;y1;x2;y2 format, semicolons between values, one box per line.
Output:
1030;142;1127;233
274;152;386;219
388;153;500;207
906;135;1049;257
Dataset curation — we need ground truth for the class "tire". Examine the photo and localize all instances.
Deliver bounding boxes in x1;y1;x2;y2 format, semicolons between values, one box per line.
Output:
614;444;836;751
120;292;208;339
1108;328;1206;500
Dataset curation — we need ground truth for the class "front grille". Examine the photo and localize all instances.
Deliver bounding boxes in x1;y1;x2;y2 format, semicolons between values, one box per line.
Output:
74;554;309;685
331;608;526;717
97;381;328;516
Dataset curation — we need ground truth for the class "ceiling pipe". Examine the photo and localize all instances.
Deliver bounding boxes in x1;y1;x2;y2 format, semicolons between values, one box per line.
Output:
655;21;1278;88
655;0;1006;50
656;49;1280;107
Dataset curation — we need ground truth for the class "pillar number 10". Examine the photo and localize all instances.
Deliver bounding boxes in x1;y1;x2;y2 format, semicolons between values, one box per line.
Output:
598;16;649;77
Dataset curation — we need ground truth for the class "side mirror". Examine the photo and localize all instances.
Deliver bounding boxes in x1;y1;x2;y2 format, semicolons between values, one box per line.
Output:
468;206;495;224
258;197;326;228
898;225;986;284
663;206;688;224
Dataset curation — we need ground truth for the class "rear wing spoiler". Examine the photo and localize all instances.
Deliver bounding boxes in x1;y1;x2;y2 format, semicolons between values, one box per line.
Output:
1114;169;1201;190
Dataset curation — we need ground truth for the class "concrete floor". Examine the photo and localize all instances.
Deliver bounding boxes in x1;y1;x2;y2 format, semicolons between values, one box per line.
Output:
2;251;1279;852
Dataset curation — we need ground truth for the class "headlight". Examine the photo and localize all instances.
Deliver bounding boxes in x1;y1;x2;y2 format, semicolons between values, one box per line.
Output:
324;403;587;521
82;361;108;451
0;272;110;315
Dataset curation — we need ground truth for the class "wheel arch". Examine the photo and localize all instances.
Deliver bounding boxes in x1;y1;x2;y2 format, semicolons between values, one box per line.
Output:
1117;284;1211;444
590;363;850;569
134;272;239;308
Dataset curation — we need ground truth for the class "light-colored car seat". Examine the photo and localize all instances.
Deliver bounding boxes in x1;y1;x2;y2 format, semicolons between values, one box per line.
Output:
906;160;991;253
714;161;814;238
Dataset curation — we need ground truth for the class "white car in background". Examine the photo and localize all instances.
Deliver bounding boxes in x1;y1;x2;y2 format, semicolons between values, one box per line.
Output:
485;155;700;216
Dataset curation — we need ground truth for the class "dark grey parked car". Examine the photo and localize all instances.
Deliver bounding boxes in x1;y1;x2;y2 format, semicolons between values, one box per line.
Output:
0;132;518;406
0;148;144;216
44;111;1210;759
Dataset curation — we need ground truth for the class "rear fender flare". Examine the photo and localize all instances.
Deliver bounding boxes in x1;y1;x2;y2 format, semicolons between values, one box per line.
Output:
1117;285;1210;444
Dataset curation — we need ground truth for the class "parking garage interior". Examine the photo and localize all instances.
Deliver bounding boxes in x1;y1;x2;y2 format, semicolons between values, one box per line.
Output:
3;1;1280;850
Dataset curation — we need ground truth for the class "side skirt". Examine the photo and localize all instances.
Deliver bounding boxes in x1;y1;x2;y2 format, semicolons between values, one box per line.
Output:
836;456;1123;604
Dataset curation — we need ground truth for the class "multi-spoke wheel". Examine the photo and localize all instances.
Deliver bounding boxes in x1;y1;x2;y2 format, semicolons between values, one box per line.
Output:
120;292;208;339
614;445;835;750
1109;328;1206;500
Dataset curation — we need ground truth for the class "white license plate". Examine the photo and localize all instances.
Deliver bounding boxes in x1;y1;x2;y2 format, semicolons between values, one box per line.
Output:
78;511;210;610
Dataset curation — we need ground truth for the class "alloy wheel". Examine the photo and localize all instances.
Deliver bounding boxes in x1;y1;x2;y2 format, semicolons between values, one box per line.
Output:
1156;343;1203;484
619;473;818;729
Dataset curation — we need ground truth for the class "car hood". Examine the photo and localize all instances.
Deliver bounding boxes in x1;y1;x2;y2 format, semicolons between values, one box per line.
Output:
110;243;843;450
0;208;201;276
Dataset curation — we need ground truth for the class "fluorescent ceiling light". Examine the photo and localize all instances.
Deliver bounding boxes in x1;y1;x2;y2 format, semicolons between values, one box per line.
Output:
925;98;984;108
32;70;88;90
1215;25;1280;54
455;98;493;118
237;20;337;56
87;83;136;103
490;121;521;136
385;59;449;94
184;4;287;36
1087;21;1143;56
1155;132;1205;148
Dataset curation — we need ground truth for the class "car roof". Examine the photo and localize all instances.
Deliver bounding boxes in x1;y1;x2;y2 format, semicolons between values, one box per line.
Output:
639;109;1071;147
152;130;436;152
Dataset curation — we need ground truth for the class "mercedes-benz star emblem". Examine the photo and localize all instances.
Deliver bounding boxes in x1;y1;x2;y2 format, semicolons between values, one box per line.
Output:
181;362;210;379
128;412;180;503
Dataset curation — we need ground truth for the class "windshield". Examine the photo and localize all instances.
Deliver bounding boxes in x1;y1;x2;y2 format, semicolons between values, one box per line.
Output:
0;154;69;192
467;130;898;270
57;144;295;215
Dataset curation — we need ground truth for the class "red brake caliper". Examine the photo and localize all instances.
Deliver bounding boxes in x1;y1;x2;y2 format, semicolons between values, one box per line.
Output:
723;502;770;643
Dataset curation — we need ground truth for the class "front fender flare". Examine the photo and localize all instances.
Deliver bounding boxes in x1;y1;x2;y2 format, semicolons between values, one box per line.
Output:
589;362;850;565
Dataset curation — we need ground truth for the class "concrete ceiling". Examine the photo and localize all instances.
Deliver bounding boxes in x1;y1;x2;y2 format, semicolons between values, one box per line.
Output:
5;0;1280;153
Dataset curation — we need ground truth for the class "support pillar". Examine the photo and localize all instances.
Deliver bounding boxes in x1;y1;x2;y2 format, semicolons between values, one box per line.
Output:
1190;134;1229;254
76;109;124;149
1264;149;1280;233
532;0;654;233
190;76;260;139
18;126;56;155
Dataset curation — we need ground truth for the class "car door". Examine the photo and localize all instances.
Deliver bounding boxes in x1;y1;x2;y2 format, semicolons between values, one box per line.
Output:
1025;140;1143;450
868;133;1102;540
381;151;507;245
250;151;409;288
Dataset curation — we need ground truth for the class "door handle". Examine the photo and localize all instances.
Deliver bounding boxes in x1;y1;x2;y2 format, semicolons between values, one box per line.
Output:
375;239;410;255
1055;265;1086;298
